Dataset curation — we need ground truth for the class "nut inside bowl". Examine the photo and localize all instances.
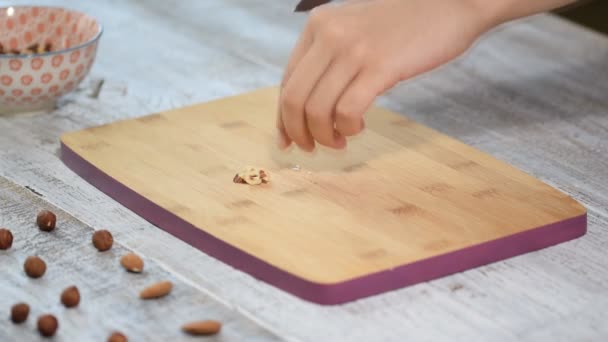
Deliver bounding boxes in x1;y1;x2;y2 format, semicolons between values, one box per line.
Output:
0;6;102;115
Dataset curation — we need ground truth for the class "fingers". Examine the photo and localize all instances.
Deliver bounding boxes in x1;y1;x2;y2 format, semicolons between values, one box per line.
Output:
281;25;314;88
305;57;360;148
277;21;314;149
335;69;396;137
280;40;332;151
276;101;292;149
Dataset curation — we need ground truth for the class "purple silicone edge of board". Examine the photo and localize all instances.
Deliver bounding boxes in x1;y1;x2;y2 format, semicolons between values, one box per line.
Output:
60;142;587;305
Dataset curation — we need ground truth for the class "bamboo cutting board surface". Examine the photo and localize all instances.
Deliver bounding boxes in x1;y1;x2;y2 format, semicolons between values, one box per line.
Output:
60;87;587;304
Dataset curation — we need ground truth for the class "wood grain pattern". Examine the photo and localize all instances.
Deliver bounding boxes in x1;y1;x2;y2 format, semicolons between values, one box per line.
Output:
60;87;586;295
0;0;607;339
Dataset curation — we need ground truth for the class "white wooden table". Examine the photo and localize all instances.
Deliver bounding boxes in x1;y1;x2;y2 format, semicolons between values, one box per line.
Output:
1;1;607;341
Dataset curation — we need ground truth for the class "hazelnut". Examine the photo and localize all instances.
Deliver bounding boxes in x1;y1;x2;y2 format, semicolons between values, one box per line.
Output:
36;210;57;232
108;331;128;342
0;228;13;250
10;303;30;323
92;230;113;251
24;256;47;278
120;253;144;273
37;314;58;337
60;286;80;308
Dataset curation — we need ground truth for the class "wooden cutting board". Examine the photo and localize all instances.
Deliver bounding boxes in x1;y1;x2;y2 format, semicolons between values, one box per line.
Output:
60;87;586;305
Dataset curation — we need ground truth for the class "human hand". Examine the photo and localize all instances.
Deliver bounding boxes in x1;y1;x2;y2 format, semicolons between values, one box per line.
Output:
277;0;492;151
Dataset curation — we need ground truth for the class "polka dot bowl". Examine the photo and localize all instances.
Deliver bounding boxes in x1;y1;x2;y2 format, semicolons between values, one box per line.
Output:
0;6;102;114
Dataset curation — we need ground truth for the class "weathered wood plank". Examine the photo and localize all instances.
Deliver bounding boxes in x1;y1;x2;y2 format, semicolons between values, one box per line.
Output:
0;0;607;341
0;177;282;341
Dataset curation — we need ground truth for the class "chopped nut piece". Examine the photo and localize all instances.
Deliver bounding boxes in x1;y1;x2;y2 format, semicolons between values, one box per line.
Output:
234;167;269;185
233;174;246;184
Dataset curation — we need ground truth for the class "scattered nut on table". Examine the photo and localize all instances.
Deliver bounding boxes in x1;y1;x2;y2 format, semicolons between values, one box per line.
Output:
182;320;222;336
107;331;128;342
10;303;30;324
92;230;114;251
120;253;144;273
61;286;81;308
24;256;47;278
37;210;57;232
140;281;173;299
37;314;59;337
0;228;13;250
233;166;269;185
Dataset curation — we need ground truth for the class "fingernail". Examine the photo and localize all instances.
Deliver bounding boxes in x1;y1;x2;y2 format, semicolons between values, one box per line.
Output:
277;130;290;149
299;141;315;153
334;131;347;149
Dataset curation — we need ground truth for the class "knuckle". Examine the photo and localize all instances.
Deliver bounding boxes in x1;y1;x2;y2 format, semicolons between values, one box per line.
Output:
322;21;346;41
335;102;356;121
304;102;322;119
308;6;331;27
336;104;362;135
349;43;371;62
281;90;301;113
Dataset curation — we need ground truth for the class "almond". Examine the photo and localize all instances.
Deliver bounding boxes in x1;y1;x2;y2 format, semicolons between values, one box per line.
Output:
120;253;144;273
181;320;222;336
139;281;172;299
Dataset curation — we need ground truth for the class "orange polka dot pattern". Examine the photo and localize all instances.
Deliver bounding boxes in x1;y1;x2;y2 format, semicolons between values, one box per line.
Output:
0;6;101;110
